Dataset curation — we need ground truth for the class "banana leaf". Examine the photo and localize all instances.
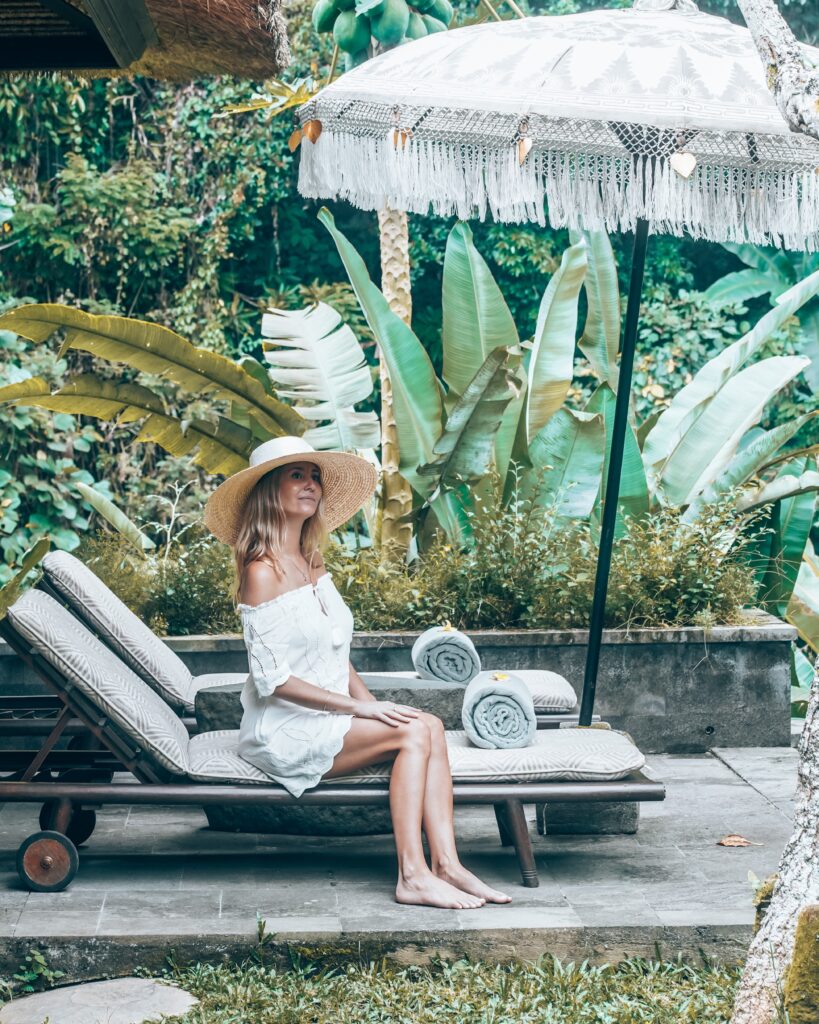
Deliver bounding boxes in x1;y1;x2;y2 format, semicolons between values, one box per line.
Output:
0;303;304;439
525;240;587;445
237;355;277;397
73;482;155;554
788;543;819;652
318;208;443;498
442;222;519;397
442;222;521;479
704;269;783;306
0;537;50;619
720;242;795;280
418;346;523;493
643;269;819;479
0;375;253;475
262;303;379;450
655;355;809;507
586;382;648;535
736;470;819;514
751;459;817;616
573;229;620;388
683;413;815;523
524;407;605;518
791;644;815;718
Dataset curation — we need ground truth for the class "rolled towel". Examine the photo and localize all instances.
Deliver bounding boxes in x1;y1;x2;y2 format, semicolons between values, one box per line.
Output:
411;625;480;684
461;671;536;749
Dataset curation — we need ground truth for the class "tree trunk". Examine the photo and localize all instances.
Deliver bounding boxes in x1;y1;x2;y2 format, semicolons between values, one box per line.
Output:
731;663;819;1024
737;0;819;140
376;205;414;562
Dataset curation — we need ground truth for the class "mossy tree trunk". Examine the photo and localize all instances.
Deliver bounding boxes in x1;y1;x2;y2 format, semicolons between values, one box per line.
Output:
737;0;819;139
731;664;819;1024
376;205;414;562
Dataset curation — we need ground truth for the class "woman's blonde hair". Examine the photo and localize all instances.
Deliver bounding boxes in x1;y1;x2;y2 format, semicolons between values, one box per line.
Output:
233;464;328;601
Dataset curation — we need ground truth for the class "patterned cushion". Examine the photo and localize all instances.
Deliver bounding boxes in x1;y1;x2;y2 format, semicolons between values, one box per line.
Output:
192;673;248;698
8;591;190;776
42;551;196;713
361;669;577;712
188;730;272;783
188;727;643;786
512;670;577;712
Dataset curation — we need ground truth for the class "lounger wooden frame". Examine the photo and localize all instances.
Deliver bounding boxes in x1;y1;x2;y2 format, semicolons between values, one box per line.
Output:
0;615;665;892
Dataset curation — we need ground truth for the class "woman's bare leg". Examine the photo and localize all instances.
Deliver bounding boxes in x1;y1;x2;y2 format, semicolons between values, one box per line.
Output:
416;713;511;905
325;717;484;909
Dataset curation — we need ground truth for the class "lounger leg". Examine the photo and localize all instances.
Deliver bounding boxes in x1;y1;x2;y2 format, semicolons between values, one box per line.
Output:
504;799;539;888
493;803;513;847
51;798;73;834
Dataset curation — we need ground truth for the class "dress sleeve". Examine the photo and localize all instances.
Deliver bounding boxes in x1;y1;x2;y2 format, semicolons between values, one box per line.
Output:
241;606;293;699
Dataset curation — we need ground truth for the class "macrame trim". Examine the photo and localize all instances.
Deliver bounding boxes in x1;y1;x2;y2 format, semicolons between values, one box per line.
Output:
298;100;819;250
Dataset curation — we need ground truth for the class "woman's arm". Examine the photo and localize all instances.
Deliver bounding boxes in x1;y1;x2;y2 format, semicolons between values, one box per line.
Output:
348;662;374;702
275;673;416;726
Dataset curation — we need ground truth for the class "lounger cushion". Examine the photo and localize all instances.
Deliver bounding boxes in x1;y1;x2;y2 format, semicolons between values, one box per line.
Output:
360;669;577;712
9;591;191;776
42;551;196;713
192;673;249;699
509;670;577;712
187;727;644;785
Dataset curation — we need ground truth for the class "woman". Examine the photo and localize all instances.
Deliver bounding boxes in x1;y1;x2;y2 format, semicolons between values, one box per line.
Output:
205;436;510;910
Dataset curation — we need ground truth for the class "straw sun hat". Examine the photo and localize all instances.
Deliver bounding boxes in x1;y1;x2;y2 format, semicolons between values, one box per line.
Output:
204;436;377;546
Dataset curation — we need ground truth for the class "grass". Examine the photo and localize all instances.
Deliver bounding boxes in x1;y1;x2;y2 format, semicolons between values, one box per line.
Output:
160;955;741;1024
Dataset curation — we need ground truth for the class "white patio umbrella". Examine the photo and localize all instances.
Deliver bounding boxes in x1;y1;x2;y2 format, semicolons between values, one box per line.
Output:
297;0;819;724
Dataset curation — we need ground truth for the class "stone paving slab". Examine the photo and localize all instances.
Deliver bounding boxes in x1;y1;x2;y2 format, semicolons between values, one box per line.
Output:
0;977;197;1024
0;748;797;979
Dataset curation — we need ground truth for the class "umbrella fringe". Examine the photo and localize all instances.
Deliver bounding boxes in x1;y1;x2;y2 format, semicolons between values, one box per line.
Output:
300;132;819;251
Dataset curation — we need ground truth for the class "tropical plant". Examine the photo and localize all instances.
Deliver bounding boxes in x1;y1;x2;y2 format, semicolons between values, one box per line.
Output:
0;318;120;581
322;208;819;532
705;243;819;391
0;305;310;541
261;302;379;450
0;537;50;619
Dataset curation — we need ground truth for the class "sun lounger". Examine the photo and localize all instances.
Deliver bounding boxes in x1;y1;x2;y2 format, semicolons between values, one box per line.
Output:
0;590;664;893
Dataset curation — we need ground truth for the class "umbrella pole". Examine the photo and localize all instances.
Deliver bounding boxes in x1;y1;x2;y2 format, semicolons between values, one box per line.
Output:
578;217;650;727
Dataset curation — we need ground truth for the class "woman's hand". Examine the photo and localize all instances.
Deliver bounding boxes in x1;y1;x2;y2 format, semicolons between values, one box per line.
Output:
351;700;421;727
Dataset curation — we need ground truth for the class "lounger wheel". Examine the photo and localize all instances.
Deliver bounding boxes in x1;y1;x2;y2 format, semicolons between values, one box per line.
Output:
17;831;78;892
38;802;97;846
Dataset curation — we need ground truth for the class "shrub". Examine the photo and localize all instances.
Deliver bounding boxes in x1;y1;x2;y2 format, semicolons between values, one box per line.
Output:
332;494;761;633
79;530;238;636
84;492;761;635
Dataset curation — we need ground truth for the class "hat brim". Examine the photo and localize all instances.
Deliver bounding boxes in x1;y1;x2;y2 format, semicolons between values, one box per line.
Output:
204;449;378;546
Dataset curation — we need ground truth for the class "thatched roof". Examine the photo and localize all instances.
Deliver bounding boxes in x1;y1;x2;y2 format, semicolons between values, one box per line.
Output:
0;0;289;79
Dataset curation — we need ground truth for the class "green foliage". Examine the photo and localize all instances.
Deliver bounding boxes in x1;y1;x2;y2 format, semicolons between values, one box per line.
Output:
0;319;114;581
82;487;756;636
706;244;819;392
328;487;757;632
80;529;237;637
0;537;50;618
12;947;64;994
160;954;740;1024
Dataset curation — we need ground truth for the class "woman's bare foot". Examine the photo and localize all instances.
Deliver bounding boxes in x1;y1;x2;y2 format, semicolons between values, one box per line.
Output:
434;861;512;904
396;871;485;910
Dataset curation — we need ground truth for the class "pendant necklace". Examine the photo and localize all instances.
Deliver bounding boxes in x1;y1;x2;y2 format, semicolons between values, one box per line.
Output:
284;555;345;648
285;556;328;616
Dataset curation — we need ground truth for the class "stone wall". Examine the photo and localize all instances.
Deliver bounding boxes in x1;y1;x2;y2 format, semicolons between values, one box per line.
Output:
0;610;795;753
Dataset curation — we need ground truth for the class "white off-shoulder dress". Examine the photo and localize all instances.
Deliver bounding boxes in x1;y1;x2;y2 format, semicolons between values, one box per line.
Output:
237;572;355;797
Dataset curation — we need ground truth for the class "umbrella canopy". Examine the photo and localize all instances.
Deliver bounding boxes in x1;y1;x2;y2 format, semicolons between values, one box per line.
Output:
299;0;819;250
